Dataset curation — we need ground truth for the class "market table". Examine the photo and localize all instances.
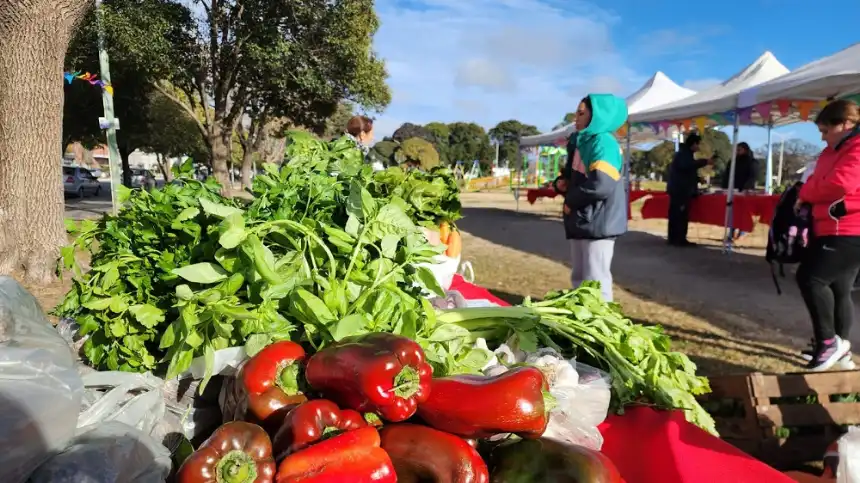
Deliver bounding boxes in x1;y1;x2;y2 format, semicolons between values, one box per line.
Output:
526;188;656;205
524;188;657;221
449;274;795;483
640;193;781;233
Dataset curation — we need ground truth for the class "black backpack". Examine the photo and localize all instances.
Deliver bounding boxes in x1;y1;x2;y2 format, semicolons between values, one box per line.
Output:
766;182;812;294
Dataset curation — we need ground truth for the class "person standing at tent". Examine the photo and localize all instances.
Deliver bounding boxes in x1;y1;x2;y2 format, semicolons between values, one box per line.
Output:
795;99;860;371
666;133;714;246
553;94;628;302
721;142;759;239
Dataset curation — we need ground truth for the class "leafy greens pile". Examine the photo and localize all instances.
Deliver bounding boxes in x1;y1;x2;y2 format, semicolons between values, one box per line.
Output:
56;131;714;434
56;134;467;386
434;283;716;435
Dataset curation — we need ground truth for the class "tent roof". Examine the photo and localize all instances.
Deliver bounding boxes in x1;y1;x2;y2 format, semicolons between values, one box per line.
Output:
628;51;790;125
627;71;696;114
738;43;860;108
519;71;696;147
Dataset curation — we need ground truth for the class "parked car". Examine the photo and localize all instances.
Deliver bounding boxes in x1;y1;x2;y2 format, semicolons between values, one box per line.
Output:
63;166;101;198
130;169;156;190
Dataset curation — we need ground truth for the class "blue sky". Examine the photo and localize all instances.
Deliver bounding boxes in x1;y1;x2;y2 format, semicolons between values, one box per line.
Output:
370;0;860;149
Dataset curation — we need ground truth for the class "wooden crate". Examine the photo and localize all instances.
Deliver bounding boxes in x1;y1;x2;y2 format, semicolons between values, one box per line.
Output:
702;370;860;468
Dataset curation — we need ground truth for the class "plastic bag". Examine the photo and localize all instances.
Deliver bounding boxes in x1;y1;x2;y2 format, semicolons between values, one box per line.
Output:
479;341;612;450
78;371;166;437
838;426;860;482
58;316;232;443
0;276;84;483
28;421;171;483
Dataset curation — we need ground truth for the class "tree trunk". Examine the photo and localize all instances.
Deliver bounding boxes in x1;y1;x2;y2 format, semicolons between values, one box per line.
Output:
209;124;232;192
118;143;132;187
0;0;90;283
240;149;254;190
155;153;172;181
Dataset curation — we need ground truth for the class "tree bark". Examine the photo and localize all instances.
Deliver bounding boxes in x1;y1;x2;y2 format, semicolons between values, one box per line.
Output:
0;0;90;283
209;123;232;191
118;143;132;187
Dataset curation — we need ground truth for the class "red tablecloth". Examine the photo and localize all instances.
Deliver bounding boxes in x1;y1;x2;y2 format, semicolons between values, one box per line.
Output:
448;274;794;483
526;187;557;204
524;189;657;221
640;193;781;233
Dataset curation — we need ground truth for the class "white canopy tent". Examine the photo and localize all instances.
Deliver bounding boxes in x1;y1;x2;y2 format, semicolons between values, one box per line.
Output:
738;43;860;112
517;124;575;148
625;71;697;144
519;71;696;147
628;51;790;127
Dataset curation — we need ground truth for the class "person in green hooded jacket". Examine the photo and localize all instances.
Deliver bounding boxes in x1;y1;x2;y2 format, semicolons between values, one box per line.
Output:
554;94;628;302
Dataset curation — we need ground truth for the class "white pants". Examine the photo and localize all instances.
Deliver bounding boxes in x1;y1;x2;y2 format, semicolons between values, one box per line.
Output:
569;239;616;301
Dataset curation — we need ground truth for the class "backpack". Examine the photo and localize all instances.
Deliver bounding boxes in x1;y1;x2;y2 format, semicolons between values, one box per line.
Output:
766;182;812;294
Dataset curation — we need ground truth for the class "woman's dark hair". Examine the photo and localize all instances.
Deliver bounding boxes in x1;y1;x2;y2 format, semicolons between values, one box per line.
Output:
683;132;702;148
815;99;860;127
737;142;751;154
579;96;592;113
346;115;373;137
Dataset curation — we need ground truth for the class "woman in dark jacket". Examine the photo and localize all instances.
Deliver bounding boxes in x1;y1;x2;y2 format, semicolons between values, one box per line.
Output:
721;142;758;191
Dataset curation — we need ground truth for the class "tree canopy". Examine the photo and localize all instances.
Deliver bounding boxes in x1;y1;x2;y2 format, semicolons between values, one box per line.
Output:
154;0;392;188
392;123;432;143
447;122;493;164
396;137;439;170
489;119;540;169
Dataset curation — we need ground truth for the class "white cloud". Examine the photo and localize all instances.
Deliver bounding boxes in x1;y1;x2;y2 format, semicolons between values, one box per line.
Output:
454;58;516;92
371;0;643;137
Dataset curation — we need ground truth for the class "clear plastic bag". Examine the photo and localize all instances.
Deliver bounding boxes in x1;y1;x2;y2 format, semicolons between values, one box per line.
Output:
28;421;171;483
479;342;612;450
0;276;84;483
78;371;167;438
838;426;860;483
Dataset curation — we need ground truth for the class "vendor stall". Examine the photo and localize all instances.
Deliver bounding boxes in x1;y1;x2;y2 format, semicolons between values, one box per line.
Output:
639;193;781;232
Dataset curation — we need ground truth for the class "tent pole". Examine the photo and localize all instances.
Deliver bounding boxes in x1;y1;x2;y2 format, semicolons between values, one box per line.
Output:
723;115;741;253
624;127;632;217
765;122;774;194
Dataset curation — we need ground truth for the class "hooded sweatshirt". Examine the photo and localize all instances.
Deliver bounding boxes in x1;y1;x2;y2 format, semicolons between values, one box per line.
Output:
563;94;629;240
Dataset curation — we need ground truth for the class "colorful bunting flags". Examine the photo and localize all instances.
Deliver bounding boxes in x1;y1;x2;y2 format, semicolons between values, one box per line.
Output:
64;71;113;95
797;101;814;121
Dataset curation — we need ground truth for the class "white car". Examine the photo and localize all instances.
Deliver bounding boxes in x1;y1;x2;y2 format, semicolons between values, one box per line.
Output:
63;167;102;198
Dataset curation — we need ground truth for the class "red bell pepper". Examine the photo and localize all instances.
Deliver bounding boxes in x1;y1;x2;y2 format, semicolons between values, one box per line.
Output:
275;426;396;483
239;341;308;428
271;399;367;459
379;423;489;483
487;438;624;483
417;366;552;439
305;332;433;422
176;421;276;483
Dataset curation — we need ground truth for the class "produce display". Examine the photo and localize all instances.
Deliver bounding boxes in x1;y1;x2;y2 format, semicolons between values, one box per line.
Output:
305;332;433;422
416;367;552;439
51;130;720;480
176;421;276;483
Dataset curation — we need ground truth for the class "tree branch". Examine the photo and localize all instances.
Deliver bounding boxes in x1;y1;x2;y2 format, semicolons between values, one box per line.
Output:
154;82;209;141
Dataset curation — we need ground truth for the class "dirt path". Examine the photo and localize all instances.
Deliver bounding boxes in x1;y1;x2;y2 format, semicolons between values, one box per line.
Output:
457;191;857;376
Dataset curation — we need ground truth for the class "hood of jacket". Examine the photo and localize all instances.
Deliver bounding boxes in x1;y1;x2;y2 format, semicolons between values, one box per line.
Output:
578;94;628;137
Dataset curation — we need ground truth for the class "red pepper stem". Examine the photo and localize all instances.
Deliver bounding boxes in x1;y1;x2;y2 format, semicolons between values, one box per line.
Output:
391;365;421;399
542;389;558;413
275;362;301;396
216;449;257;483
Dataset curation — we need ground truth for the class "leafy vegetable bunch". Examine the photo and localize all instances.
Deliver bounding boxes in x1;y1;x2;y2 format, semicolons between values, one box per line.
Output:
434;283;716;435
55;136;476;389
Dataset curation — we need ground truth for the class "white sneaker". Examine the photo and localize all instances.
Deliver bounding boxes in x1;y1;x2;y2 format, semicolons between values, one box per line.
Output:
809;338;851;372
